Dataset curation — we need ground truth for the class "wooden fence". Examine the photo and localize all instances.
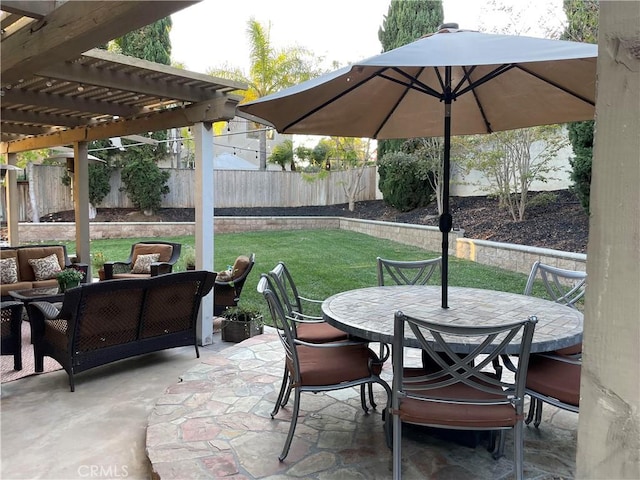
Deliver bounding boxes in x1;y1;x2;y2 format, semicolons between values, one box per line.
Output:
1;165;380;221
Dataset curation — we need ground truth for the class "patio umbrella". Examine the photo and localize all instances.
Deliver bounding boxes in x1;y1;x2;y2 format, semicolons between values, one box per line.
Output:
238;24;598;308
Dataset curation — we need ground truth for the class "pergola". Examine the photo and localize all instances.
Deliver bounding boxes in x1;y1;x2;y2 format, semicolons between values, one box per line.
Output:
1;0;246;344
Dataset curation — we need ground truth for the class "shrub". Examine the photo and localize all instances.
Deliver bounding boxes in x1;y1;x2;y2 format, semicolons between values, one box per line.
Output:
527;192;558;209
120;158;170;214
378;151;434;211
88;163;112;206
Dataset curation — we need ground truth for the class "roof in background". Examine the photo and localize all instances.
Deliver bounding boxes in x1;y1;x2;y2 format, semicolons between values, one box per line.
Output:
214;153;258;170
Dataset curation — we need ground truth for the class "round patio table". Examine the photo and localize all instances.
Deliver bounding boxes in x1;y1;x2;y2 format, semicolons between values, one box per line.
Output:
321;285;583;354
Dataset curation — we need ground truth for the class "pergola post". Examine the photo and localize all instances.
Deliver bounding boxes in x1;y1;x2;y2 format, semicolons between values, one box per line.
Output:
5;153;19;246
193;122;215;346
73;142;91;269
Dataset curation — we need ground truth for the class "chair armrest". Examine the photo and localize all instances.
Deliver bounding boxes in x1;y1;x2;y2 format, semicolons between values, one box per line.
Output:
299;295;322;305
103;261;131;279
290;311;324;324
28;301;62;342
30;301;62;320
150;262;174;276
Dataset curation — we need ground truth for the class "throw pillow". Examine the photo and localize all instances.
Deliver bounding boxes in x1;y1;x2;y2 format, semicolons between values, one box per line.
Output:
28;253;62;281
0;257;19;284
216;270;233;282
131;253;160;274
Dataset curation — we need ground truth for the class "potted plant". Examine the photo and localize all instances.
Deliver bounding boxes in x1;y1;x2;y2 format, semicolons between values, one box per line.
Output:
91;251;107;281
220;306;264;343
56;268;85;292
182;247;196;271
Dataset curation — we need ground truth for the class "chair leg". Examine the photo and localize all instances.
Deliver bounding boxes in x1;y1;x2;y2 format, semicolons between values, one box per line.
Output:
271;367;289;418
360;384;369;413
279;388;301;461
514;421;524;480
13;351;22;371
367;383;377;409
525;396;536;425
392;408;402;480
491;430;506;460
282;381;293;407
534;399;543;428
383;408;393;449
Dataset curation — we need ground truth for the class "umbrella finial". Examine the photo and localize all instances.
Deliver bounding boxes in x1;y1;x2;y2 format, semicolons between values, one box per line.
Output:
438;23;459;31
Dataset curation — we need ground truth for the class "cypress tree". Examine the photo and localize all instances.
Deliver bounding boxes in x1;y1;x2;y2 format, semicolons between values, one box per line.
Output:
377;0;444;159
562;0;598;214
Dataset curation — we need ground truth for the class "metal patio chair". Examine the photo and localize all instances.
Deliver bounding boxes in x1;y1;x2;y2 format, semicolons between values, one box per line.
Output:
266;262;377;410
257;274;391;461
388;311;537;480
523;261;586;427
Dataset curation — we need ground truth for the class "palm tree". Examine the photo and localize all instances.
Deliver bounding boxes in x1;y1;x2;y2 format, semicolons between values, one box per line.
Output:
208;18;322;170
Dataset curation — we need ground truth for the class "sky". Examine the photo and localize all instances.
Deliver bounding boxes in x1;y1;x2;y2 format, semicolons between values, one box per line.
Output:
170;0;565;75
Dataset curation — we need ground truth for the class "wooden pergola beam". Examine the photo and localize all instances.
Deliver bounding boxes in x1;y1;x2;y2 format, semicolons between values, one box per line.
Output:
1;0;199;85
1;95;242;154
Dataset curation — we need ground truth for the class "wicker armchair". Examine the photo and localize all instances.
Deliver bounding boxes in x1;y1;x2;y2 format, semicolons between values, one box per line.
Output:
213;253;255;316
1;301;24;370
103;241;181;280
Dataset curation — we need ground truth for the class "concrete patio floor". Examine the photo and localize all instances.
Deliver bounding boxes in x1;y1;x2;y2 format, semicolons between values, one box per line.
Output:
1;327;578;479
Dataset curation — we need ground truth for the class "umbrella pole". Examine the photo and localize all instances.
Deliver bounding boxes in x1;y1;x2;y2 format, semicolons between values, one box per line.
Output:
439;67;453;309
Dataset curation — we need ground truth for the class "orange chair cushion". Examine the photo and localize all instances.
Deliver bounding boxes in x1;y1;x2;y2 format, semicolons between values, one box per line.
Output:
132;244;173;264
526;355;581;406
297;322;349;343
296;343;373;386
398;371;517;428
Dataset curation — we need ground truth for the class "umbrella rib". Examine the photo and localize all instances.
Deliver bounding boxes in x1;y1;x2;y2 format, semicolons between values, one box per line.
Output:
455;64;515;98
281;70;381;131
515;65;596;106
377;68;442;100
460;66;494;134
451;65;478;96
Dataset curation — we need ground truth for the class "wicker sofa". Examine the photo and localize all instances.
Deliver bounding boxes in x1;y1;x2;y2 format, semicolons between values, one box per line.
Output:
28;270;216;391
0;245;88;301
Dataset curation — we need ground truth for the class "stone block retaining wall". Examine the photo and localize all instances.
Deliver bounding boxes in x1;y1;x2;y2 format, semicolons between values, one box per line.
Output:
17;216;586;275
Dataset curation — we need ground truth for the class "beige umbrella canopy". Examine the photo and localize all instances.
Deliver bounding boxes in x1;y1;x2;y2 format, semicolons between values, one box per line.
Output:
239;24;598;308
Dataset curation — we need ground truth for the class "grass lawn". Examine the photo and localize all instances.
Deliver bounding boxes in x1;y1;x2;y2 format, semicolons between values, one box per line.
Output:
58;228;544;318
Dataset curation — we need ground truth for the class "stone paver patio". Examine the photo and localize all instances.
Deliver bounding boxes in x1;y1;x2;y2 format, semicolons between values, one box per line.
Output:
146;328;578;479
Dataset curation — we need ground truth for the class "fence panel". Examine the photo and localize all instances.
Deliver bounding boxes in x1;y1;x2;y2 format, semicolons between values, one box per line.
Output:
8;166;380;221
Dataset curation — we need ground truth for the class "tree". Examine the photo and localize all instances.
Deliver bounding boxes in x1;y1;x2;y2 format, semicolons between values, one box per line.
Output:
115;17;172;65
562;0;599;214
331;137;375;211
377;0;443;160
112;18;172;166
208;19;323;170
109;18;173;212
402;137;445;215
269;139;294;171
458;126;568;221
